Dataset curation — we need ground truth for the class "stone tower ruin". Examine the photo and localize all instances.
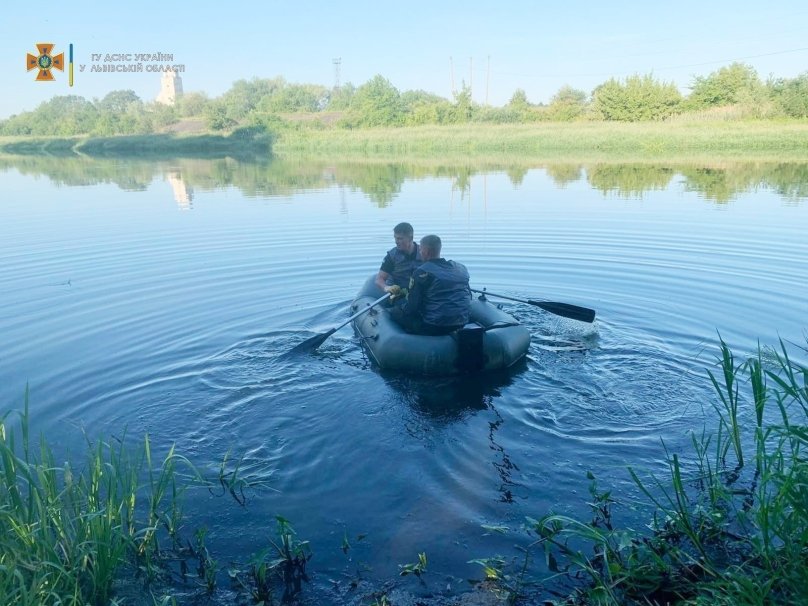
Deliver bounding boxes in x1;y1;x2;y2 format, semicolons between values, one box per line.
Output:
156;69;183;105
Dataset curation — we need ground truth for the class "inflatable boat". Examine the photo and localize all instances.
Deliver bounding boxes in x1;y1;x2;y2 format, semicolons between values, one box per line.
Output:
351;277;530;375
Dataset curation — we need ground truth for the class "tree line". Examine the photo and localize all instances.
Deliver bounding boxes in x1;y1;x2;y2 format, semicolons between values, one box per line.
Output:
2;63;807;137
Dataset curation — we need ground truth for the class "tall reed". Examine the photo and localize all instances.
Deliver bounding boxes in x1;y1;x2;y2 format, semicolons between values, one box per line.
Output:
0;388;208;605
514;337;808;604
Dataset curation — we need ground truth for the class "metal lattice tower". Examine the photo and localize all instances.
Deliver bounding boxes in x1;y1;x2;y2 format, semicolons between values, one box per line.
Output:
333;58;341;89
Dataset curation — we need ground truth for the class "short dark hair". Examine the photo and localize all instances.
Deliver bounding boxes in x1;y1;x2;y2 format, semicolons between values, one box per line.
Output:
420;234;442;255
393;222;414;237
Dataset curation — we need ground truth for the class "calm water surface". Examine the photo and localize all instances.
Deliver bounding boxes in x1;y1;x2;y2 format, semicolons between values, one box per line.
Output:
1;155;807;599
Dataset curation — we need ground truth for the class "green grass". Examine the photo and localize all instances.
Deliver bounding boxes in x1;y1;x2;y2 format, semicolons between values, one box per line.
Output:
4;335;807;605
273;121;808;161
0;391;200;604
0;392;276;605
3;120;808;162
497;336;808;605
0;127;272;158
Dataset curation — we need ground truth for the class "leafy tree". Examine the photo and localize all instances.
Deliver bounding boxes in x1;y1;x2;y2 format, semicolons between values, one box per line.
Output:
205;100;238;130
547;86;587;121
93;90;147;135
98;90;142;114
509;89;530;108
469;105;523;124
0;95;100;135
400;89;447;125
260;84;327;113
0;112;33;135
326;83;356;111
347;75;405;127
49;96;101;135
592;74;682;121
0;92;163;136
451;83;474;123
177;92;210;117
686;62;762;108
503;89;533;122
219;77;285;123
401;89;445;109
147;102;179;129
769;72;808;118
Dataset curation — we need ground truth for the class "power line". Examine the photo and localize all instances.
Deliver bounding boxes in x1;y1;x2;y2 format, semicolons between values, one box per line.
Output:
475;45;808;81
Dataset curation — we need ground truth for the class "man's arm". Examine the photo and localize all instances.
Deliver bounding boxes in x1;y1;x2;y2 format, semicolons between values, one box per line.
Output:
375;252;395;291
402;272;430;318
375;270;392;291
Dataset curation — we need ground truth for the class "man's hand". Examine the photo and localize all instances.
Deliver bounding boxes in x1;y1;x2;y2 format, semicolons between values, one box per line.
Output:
386;285;407;302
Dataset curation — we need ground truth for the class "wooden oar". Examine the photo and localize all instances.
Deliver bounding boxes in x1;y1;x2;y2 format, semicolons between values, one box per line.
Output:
288;293;392;354
471;288;596;323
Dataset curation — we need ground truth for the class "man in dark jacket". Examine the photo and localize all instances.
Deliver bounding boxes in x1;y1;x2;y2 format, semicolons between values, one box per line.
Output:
390;234;471;336
375;222;423;292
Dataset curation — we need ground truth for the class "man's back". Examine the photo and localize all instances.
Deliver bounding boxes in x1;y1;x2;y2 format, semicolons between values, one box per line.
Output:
410;259;471;328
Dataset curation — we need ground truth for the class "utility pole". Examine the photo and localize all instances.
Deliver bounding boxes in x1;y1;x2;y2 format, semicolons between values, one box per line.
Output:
486;55;490;106
332;57;341;90
449;56;455;95
469;56;473;102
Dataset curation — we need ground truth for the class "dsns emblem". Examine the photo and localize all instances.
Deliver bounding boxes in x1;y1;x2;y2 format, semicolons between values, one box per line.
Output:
27;44;64;81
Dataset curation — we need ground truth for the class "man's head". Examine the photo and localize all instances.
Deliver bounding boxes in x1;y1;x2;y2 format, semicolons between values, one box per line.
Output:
393;222;414;252
419;234;442;260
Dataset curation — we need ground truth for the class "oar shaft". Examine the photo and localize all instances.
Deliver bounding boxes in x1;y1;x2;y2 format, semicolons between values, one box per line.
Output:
339;292;391;329
471;288;596;323
288;292;392;355
470;288;528;304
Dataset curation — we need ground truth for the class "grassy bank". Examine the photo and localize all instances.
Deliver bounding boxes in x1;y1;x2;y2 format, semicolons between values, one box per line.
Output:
272;121;808;161
484;338;808;605
0;395;282;606
2;337;807;605
3;120;808;162
0;127;272;158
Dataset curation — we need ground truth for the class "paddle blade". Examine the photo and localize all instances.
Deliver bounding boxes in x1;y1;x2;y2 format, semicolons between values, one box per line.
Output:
288;328;337;354
529;300;596;323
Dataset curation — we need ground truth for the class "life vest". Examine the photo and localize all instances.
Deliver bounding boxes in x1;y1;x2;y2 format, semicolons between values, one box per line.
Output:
385;244;422;288
414;259;471;327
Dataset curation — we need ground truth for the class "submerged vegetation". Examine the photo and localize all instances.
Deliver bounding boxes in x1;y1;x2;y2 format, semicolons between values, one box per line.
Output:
471;337;808;605
2;337;806;604
0;394;295;605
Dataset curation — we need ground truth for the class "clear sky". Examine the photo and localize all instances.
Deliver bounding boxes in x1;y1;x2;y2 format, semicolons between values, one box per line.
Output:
2;1;807;119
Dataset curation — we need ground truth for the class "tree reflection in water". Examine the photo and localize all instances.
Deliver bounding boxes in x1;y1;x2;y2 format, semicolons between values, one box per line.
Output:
1;154;807;205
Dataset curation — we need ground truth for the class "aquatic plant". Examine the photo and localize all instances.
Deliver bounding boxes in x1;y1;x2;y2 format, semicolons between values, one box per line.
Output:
0;391;267;605
519;337;808;604
398;552;428;579
4;333;806;605
229;514;313;604
192;527;218;593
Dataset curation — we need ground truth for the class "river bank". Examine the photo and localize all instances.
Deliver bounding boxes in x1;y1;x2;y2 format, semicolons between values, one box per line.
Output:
271;120;808;159
2;120;808;161
2;338;806;605
0;126;272;158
